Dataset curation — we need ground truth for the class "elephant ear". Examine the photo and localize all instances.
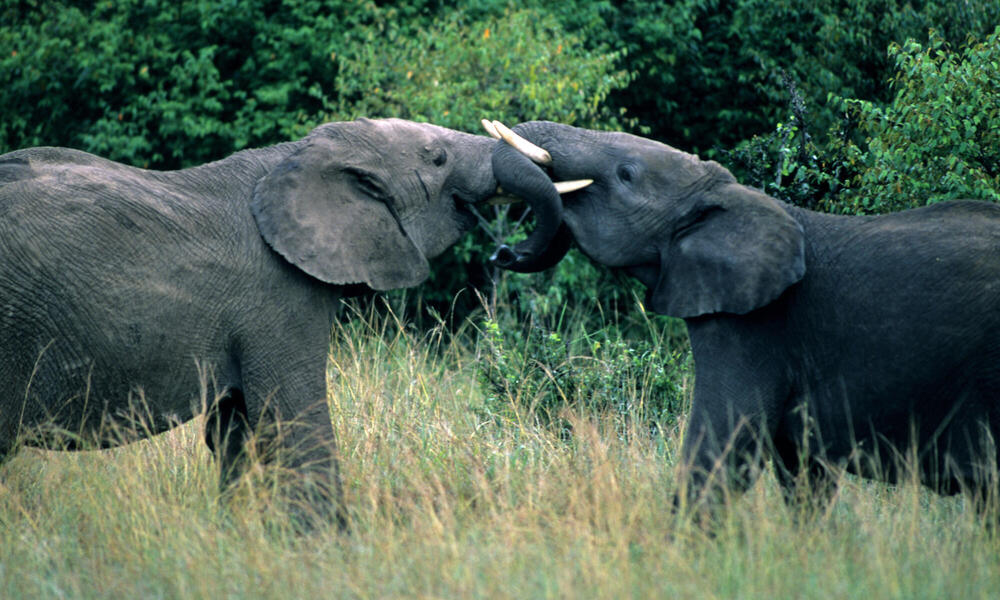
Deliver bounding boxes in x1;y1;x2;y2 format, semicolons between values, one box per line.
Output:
650;185;806;318
251;137;429;291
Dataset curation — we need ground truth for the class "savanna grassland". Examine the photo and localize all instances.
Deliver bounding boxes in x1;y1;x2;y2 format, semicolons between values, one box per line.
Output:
2;300;999;600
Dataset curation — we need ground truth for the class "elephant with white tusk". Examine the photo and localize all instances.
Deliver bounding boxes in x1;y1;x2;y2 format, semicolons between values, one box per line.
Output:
487;119;1000;520
0;117;583;529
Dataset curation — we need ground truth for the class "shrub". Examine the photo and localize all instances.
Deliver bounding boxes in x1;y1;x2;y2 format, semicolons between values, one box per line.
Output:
0;0;357;167
837;26;1000;212
329;7;632;133
726;26;1000;215
475;310;690;436
599;0;1000;159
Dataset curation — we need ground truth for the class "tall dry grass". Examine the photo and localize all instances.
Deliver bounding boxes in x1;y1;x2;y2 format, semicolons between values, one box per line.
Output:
2;302;999;599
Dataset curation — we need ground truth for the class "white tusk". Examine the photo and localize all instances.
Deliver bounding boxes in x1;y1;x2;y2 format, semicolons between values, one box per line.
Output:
554;179;593;194
487;180;591;204
481;119;502;140
492;120;553;166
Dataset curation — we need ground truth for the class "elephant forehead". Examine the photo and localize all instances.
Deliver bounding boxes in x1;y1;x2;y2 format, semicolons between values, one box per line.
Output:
357;118;446;147
311;119;439;152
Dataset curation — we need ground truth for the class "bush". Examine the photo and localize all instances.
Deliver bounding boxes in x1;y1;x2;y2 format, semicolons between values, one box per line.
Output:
597;0;1000;159
726;26;1000;215
725;72;844;211
329;7;632;132
475;308;690;436
837;26;1000;212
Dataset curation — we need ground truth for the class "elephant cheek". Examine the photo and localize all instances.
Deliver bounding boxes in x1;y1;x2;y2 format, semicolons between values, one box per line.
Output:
413;209;470;260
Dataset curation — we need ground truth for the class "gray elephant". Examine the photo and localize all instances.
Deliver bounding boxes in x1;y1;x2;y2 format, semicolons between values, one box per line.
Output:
486;120;1000;515
0;118;513;527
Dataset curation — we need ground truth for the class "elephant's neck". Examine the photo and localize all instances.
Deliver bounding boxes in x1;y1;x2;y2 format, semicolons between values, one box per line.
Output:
165;142;300;203
779;200;866;228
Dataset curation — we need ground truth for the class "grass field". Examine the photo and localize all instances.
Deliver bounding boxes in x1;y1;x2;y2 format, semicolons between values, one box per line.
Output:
2;302;999;599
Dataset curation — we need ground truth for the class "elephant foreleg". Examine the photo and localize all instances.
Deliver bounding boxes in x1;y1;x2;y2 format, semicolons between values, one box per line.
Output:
676;412;771;518
677;319;791;524
253;399;347;531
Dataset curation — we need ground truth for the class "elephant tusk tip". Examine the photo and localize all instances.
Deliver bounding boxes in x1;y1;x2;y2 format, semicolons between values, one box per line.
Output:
491;120;553;166
554;179;593;194
481;119;502;140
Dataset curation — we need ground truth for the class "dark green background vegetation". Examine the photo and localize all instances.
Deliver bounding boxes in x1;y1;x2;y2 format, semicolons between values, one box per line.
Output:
3;0;999;425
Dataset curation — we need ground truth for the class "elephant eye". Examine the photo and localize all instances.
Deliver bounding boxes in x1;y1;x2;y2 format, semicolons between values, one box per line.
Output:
423;145;448;167
345;167;389;200
432;148;447;167
617;164;638;184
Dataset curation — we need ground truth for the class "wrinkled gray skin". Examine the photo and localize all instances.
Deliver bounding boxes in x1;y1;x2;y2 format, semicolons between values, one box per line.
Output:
492;121;1000;516
0;118;498;528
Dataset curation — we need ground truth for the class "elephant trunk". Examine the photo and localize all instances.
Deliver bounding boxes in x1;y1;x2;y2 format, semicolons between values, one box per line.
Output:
489;126;570;273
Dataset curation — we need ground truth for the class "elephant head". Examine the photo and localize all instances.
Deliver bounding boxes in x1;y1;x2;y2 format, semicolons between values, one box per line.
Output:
252;118;501;291
486;121;805;317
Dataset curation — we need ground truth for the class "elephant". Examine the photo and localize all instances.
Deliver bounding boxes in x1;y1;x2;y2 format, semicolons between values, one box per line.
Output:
0;118;521;528
485;119;1000;516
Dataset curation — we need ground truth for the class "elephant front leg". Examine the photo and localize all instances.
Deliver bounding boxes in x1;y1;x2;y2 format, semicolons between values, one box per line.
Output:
675;319;791;524
676;402;774;520
255;399;347;531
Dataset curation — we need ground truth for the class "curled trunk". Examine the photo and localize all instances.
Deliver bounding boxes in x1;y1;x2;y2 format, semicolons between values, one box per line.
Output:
489;130;569;272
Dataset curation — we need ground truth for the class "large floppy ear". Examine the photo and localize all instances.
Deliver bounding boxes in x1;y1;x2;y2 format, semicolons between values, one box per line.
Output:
251;136;430;291
649;185;806;318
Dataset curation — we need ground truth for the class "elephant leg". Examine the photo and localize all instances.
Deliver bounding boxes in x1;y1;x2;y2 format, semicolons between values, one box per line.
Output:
251;398;347;532
204;388;251;493
677;412;770;520
676;319;791;524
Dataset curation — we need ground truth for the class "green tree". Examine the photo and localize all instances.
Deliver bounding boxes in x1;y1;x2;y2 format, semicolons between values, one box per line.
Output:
329;7;631;132
837;26;1000;212
1;0;355;167
595;0;1000;159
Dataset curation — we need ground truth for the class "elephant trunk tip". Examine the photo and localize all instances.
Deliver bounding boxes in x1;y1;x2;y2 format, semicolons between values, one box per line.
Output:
489;245;520;269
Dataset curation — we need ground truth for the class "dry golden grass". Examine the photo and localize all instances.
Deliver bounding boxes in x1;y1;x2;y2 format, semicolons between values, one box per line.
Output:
2;305;999;599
